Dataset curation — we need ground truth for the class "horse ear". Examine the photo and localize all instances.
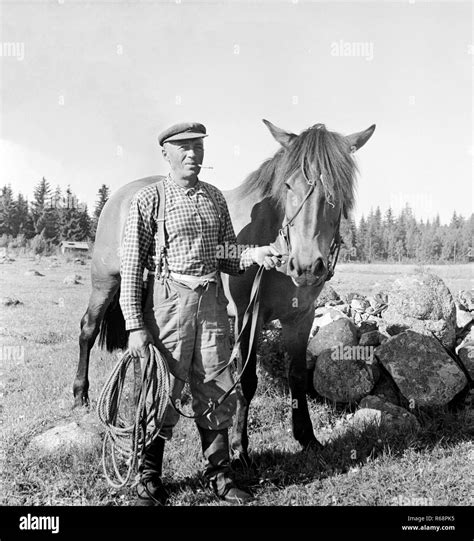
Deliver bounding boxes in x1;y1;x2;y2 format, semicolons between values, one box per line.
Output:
262;119;297;149
345;124;376;153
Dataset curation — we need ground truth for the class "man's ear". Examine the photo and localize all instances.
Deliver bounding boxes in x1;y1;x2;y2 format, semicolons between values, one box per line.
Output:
162;147;169;163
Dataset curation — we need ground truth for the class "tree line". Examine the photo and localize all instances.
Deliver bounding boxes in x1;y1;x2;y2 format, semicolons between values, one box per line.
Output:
0;178;109;252
0;178;472;263
339;206;473;263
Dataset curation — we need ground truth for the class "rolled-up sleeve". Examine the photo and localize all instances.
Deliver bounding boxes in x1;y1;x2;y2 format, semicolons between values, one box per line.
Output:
119;190;155;331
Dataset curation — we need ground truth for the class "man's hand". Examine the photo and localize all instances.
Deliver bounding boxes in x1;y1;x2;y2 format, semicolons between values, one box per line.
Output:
128;327;154;362
251;246;283;270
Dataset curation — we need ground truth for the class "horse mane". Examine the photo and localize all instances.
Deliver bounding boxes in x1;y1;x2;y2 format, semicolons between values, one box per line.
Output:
236;123;358;213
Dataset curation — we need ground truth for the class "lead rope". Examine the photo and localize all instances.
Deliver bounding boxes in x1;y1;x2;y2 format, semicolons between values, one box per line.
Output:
97;343;171;489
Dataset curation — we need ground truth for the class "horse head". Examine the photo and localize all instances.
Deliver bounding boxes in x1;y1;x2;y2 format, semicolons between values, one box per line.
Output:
263;119;375;287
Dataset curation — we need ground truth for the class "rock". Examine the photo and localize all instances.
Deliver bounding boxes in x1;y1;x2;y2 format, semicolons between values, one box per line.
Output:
314;284;341;308
313;347;375;403
28;421;102;456
352;396;420;432
359;330;381;347
63;274;82;285
338;303;351;316
370;291;389;307
382;272;456;348
309;307;348;338
455;341;474;380
307;317;358;365
345;292;364;304
375;330;468;406
456;306;473;330
351;298;370;313
0;296;23;306
24;269;44;276
457;290;474;312
359;320;379;334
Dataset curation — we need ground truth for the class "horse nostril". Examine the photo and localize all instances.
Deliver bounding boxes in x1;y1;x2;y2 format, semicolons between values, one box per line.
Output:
288;256;301;276
313;258;325;276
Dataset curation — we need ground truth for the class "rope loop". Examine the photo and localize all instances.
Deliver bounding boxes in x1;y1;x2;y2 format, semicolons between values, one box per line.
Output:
96;344;171;489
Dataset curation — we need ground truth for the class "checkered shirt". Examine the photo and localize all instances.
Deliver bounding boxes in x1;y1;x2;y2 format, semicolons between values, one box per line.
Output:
119;175;255;331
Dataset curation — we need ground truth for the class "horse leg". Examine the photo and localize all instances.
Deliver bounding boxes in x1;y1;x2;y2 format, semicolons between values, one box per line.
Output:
281;313;321;450
230;313;259;468
73;277;120;408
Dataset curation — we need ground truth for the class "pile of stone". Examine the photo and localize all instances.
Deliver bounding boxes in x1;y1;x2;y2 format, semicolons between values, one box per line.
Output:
306;274;472;436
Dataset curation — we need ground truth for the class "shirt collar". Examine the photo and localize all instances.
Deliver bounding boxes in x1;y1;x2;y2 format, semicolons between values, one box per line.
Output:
167;174;204;196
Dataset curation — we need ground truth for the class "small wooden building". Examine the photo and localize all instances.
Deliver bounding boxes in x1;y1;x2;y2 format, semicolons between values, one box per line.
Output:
60;241;90;255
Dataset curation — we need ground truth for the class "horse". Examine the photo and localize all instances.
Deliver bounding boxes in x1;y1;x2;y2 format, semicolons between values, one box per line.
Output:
73;119;375;466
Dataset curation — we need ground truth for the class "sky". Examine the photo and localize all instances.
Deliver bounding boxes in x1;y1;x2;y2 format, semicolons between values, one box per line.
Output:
0;0;472;224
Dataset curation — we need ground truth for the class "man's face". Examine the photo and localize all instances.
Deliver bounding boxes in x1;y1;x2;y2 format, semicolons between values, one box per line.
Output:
162;138;204;180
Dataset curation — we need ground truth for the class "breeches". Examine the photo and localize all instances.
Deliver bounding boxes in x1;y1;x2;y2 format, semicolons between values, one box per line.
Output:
142;275;236;439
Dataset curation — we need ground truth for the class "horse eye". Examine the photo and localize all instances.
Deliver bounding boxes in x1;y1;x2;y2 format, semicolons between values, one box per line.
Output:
284;182;292;190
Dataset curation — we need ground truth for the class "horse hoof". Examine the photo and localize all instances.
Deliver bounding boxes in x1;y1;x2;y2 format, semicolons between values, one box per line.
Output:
302;437;324;453
73;394;90;409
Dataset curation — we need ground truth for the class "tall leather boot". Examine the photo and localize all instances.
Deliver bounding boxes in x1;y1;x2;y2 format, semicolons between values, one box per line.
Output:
197;426;253;504
135;436;168;506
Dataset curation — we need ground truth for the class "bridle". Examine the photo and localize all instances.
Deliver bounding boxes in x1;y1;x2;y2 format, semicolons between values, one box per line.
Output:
276;171;343;283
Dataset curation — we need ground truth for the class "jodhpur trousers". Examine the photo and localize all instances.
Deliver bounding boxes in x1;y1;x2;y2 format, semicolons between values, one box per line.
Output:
142;275;236;439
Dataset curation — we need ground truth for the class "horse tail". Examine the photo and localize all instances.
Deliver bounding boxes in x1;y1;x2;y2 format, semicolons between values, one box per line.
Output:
98;286;128;352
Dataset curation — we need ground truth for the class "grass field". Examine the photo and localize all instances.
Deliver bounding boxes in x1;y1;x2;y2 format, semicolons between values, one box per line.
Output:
1;256;473;507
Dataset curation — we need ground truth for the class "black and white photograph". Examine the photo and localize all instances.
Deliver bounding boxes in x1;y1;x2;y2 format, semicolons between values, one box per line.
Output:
0;0;472;537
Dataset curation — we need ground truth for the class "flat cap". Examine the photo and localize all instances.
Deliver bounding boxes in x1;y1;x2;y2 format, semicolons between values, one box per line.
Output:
158;122;208;146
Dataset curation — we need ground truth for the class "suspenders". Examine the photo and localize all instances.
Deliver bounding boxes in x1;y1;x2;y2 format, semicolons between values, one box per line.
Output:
154;178;223;280
155;178;168;279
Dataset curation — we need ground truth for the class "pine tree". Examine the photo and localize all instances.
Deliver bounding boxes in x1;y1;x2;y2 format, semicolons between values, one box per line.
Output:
78;205;92;241
92;184;110;237
31;177;51;234
0;185;15;235
11;192;30;237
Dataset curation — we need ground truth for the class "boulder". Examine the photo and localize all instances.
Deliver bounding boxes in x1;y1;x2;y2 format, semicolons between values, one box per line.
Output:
24;269;44;276
359;320;378;334
314;284;341;308
309;307;348;340
456;306;473;330
456;341;474;380
375;330;468;407
457;290;474;312
0;296;23;306
351;298;370;313
345;292;365;304
382;272;456;348
313;347;375;403
359;330;381;347
63;274;82;285
307;317;358;369
28;421;102;456
352;396;420;433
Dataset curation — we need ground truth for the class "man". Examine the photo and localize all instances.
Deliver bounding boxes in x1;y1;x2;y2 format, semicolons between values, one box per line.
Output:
119;122;281;506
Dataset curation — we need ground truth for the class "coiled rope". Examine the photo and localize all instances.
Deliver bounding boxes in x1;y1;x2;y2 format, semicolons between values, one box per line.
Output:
97;343;170;489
